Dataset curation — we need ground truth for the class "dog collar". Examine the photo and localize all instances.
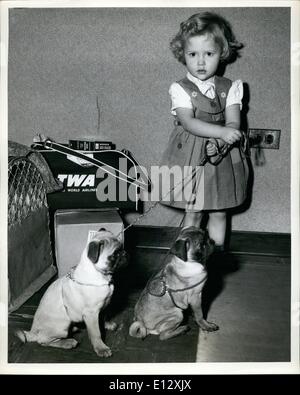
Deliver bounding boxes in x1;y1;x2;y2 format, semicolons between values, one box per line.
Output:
66;267;113;287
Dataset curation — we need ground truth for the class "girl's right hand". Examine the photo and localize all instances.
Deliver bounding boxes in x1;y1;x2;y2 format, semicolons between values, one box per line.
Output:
222;127;242;145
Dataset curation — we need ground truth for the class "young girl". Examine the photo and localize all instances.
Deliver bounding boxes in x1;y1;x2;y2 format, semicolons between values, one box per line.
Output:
160;12;249;251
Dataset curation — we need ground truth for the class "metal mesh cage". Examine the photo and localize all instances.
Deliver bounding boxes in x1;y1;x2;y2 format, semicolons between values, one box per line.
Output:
8;156;47;226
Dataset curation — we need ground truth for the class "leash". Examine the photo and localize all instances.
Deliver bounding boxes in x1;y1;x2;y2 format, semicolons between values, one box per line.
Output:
144;218;208;309
118;164;202;236
204;131;249;166
33;133;247;237
147;266;207;308
121;133;249;303
167;277;207;309
118;135;247;236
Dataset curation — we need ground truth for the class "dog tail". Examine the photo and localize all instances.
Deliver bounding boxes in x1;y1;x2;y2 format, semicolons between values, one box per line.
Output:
129;321;147;339
15;329;36;343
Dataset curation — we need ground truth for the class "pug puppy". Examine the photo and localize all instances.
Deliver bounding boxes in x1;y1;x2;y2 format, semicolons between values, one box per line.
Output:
129;227;218;340
15;229;127;357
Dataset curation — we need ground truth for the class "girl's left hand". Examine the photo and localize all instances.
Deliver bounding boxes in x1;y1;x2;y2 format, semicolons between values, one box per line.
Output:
206;140;218;156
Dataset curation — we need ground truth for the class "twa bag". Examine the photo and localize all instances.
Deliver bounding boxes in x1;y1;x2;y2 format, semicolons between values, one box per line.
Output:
32;142;146;211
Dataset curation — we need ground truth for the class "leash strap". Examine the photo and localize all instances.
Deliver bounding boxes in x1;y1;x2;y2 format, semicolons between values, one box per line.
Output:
167;277;206;293
119;164;203;235
147;270;206;309
204;134;248;167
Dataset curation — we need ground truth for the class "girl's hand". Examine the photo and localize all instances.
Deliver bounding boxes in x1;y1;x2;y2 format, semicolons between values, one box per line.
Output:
206;140;218;157
222;127;242;145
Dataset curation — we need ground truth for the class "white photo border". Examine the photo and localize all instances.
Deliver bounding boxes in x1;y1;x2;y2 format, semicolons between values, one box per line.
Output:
0;0;299;375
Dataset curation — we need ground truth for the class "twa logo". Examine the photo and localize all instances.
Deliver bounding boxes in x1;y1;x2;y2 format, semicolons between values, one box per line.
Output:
58;174;96;187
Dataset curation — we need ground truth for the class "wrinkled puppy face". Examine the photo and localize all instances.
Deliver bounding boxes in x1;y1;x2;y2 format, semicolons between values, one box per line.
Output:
170;227;215;264
87;229;128;274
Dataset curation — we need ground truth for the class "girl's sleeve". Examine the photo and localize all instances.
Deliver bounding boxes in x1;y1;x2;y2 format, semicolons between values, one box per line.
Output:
226;79;244;109
169;82;193;115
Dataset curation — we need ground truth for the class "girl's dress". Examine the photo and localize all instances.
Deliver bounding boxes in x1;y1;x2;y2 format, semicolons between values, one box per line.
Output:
160;73;249;211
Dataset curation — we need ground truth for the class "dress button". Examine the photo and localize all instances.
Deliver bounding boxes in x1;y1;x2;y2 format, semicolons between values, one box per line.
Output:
177;143;182;149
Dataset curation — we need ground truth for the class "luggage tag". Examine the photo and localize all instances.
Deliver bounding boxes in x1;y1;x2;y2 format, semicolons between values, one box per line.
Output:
66;153;94;168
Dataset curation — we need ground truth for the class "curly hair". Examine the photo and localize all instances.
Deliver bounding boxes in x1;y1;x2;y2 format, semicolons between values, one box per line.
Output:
170;12;243;65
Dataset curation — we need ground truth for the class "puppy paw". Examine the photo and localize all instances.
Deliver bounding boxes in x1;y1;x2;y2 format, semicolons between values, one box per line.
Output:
198;319;219;332
105;321;118;331
95;345;112;358
42;338;78;349
63;338;79;348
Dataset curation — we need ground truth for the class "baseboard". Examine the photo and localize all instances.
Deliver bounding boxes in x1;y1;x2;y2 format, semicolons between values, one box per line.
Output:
126;226;291;258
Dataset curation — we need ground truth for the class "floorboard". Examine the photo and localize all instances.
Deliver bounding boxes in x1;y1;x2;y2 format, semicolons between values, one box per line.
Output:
126;227;291;257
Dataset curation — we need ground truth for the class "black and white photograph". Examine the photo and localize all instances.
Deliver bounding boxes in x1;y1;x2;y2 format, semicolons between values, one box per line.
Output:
0;0;299;375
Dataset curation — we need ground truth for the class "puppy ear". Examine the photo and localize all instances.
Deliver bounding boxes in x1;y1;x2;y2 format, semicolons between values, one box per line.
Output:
87;240;103;263
170;239;189;261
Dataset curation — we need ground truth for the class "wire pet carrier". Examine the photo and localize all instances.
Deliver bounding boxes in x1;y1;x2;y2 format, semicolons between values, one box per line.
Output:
8;156;47;226
8;156;57;312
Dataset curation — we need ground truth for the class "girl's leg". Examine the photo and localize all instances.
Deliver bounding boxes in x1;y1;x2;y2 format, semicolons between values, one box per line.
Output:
207;211;227;247
183;211;203;228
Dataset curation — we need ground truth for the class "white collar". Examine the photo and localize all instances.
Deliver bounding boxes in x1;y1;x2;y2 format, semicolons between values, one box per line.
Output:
186;72;215;85
186;72;215;95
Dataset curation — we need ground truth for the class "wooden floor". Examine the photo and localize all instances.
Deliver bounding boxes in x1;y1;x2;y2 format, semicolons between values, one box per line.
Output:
8;285;200;363
8;228;291;364
196;254;291;362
